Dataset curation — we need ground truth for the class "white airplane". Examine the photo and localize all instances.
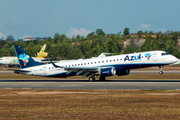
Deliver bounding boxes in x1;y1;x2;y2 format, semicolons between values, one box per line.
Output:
12;45;178;81
0;44;48;67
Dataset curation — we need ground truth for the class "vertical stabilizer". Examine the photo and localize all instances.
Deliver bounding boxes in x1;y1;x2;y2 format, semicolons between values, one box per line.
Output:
40;44;46;53
35;44;48;58
14;45;41;69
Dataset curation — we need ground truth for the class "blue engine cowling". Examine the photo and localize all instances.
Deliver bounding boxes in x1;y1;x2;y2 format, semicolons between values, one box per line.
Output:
98;67;116;76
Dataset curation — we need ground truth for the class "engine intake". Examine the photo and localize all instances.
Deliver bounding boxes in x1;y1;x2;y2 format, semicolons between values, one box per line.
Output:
35;53;38;57
99;67;116;76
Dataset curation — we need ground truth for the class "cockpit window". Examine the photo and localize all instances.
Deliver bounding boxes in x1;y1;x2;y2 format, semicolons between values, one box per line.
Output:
161;53;169;56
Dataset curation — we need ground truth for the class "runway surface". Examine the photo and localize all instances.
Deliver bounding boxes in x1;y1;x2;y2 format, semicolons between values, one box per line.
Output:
0;80;180;90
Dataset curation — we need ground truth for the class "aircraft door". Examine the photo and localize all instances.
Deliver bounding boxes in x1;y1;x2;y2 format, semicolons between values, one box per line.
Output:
43;67;47;74
153;53;157;61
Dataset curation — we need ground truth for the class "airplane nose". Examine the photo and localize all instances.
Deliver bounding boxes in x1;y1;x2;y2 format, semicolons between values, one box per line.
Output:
172;56;178;63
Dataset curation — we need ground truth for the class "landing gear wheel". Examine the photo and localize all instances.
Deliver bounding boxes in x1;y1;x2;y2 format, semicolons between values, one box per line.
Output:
159;71;163;75
99;76;106;81
89;77;95;81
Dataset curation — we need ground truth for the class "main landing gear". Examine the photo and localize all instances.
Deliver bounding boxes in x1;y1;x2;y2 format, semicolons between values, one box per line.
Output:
159;66;163;75
88;77;95;81
88;76;106;81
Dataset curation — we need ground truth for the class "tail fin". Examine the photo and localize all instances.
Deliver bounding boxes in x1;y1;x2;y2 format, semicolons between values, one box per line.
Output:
36;44;48;58
40;44;46;53
14;45;42;69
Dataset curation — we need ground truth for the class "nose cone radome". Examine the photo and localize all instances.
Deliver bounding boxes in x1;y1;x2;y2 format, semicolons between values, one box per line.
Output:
172;56;179;63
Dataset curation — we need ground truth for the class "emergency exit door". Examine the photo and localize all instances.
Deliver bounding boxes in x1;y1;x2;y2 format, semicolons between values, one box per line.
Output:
153;53;157;61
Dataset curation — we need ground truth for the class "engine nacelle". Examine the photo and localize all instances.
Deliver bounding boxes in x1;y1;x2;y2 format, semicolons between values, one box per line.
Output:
35;52;48;58
116;69;130;76
98;67;116;76
35;53;38;57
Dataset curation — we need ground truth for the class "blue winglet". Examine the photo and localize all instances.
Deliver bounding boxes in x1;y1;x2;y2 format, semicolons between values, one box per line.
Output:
48;59;62;68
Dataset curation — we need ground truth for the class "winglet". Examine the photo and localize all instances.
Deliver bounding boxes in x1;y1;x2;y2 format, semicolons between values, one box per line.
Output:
48;59;63;68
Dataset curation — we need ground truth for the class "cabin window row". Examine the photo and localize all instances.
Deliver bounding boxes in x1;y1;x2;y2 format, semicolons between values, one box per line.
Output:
62;59;122;68
48;59;124;69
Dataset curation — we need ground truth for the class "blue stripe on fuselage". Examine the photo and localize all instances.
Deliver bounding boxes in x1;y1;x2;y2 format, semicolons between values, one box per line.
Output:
44;63;168;78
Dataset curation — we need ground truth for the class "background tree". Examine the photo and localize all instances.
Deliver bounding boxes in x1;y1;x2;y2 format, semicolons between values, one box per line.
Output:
124;45;135;54
59;34;66;43
137;30;143;38
87;32;95;39
96;29;105;36
171;32;178;46
123;28;130;36
7;35;15;41
53;33;60;44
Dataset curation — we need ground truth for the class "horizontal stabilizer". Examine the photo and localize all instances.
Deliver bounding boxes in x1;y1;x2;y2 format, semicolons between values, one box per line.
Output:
7;69;30;74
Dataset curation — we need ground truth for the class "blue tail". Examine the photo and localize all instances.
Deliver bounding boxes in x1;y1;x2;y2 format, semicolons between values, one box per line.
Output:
14;45;43;69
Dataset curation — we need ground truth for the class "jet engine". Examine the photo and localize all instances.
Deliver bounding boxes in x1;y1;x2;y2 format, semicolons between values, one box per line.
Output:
35;53;38;57
98;67;116;76
116;69;130;76
35;52;48;58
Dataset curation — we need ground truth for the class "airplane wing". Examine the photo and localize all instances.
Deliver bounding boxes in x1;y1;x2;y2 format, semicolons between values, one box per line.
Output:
48;59;99;77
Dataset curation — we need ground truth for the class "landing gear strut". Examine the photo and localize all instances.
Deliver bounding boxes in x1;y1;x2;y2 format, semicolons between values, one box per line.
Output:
159;66;163;75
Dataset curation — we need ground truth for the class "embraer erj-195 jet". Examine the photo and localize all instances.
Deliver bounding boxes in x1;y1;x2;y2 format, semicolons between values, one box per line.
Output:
0;44;48;67
13;45;178;81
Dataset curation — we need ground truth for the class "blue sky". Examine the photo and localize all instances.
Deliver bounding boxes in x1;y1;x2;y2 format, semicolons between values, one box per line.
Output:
0;0;180;39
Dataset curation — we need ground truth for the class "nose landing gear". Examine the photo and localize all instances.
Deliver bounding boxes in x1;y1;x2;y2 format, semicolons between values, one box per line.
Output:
159;66;163;75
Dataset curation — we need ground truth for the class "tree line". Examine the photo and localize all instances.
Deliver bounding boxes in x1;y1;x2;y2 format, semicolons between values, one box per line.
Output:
0;28;180;59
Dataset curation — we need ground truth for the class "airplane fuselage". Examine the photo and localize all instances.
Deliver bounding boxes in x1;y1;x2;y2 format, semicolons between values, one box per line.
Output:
20;51;178;77
0;57;45;67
